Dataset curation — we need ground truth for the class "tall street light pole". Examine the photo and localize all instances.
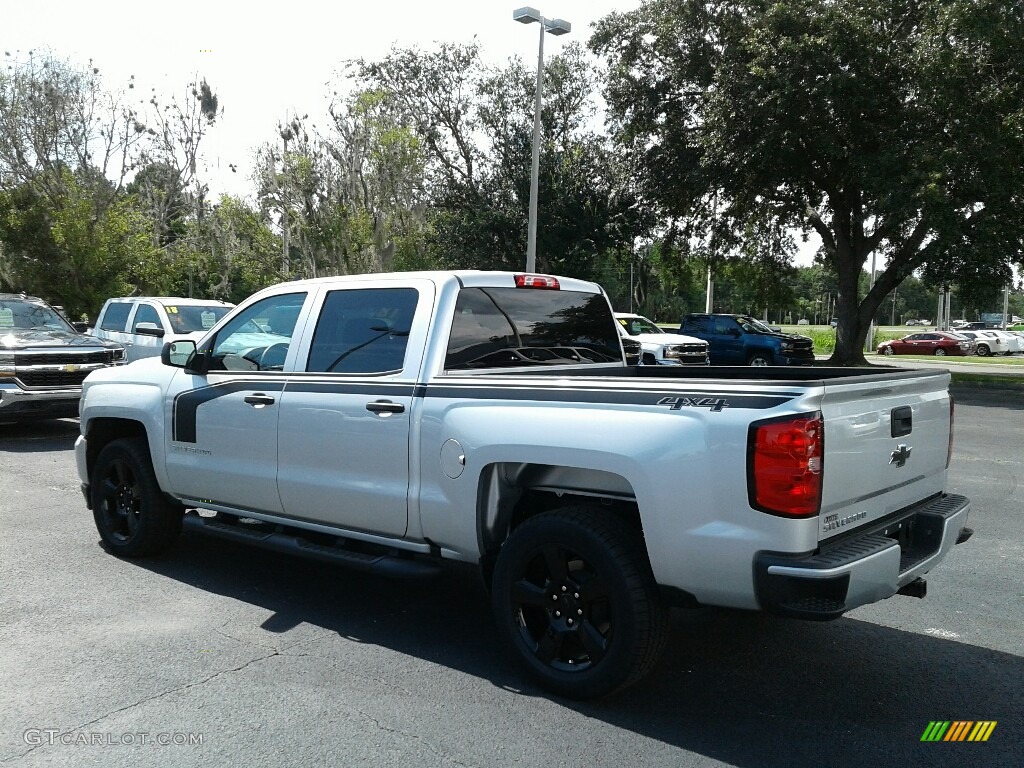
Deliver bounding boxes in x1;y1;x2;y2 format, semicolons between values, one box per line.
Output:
513;7;571;273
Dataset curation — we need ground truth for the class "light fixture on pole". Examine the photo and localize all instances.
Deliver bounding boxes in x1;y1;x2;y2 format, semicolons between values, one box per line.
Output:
513;7;571;273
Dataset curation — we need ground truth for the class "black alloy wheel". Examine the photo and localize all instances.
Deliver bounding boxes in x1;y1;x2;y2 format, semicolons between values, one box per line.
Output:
491;506;667;699
91;438;182;557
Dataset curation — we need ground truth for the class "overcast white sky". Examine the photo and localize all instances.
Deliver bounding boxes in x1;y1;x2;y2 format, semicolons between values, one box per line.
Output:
3;1;642;197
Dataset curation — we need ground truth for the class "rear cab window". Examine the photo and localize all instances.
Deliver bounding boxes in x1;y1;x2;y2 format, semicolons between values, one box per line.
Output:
99;302;132;332
444;287;621;370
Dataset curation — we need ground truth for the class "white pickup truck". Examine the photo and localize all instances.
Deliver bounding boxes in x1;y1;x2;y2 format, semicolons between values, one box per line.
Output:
75;271;972;698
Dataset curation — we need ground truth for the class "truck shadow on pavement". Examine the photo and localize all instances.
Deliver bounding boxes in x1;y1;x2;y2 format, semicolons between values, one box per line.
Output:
0;418;79;452
126;532;1022;768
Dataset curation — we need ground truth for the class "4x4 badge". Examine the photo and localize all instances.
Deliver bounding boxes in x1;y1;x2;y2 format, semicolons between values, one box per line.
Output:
890;444;912;467
657;396;728;412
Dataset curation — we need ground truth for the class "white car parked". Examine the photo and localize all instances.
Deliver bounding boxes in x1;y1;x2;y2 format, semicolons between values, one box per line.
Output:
91;297;235;362
614;312;710;366
954;330;1012;357
987;330;1022;354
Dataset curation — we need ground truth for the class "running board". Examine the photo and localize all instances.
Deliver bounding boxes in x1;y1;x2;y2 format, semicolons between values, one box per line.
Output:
182;513;442;578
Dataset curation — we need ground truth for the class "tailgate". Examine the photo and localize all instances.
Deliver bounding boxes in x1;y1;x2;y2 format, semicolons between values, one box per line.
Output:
818;371;951;542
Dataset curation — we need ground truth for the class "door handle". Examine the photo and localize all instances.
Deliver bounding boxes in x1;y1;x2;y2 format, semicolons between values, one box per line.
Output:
244;394;276;407
366;400;405;414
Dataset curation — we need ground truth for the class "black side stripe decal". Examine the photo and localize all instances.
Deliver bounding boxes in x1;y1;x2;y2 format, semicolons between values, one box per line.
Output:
172;380;415;443
172;378;797;443
173;380;287;443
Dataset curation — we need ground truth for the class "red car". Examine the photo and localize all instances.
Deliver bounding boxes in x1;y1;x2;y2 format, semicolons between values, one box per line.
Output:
877;332;975;357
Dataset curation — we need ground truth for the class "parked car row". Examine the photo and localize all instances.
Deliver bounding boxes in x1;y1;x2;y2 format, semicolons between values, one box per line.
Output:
0;293;235;424
876;329;1024;357
0;293;126;422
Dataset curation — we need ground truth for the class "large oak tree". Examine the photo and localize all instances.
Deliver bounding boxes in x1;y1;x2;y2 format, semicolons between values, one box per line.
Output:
591;0;1024;363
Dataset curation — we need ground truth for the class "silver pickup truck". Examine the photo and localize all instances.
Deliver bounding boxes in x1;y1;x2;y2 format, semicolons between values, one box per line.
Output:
74;271;971;698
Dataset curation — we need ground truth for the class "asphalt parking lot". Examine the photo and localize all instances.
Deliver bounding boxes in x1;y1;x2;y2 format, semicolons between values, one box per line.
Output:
1;386;1021;768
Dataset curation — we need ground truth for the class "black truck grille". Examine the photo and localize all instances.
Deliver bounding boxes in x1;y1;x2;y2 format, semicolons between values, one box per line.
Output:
16;350;116;366
15;370;91;388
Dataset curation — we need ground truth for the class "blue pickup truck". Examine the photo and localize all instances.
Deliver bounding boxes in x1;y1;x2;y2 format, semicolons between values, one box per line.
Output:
678;313;815;366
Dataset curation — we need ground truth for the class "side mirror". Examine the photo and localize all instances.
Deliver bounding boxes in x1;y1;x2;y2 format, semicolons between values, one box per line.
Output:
161;339;206;372
135;322;165;338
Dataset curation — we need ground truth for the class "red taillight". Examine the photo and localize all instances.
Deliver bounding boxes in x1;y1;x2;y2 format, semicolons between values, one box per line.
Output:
748;412;823;518
514;274;560;289
947;393;955;468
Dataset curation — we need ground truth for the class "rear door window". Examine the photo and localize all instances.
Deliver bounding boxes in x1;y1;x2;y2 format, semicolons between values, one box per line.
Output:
306;288;418;374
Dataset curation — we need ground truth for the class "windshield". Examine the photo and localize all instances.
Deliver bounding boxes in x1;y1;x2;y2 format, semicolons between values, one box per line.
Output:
162;303;233;333
736;316;776;334
0;298;76;333
617;315;664;335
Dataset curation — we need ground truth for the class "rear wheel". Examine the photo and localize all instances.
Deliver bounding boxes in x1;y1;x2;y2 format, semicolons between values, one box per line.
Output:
91;438;183;557
491;506;668;699
976;344;990;357
934;348;947;356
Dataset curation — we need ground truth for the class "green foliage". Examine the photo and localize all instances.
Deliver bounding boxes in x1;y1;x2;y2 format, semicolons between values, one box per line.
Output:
591;0;1024;364
0;170;160;318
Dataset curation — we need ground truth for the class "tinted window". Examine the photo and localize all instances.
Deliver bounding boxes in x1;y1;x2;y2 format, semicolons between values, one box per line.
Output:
306;288;418;374
682;315;709;333
445;287;620;370
132;304;161;330
100;302;132;331
714;317;739;334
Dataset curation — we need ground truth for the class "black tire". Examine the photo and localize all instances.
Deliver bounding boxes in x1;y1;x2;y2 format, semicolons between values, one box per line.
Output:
491;506;668;699
882;346;895;356
642;352;658;366
934;348;947;356
748;352;772;366
91;438;183;557
976;344;990;357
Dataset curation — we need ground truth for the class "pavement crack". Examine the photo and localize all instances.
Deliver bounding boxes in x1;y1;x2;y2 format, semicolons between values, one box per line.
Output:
4;650;282;763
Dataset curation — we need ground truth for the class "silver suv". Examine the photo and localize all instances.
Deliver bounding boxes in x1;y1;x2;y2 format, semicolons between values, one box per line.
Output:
91;297;234;363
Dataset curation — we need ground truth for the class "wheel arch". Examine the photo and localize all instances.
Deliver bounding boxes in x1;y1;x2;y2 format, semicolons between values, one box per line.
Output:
84;418;148;480
475;462;642;588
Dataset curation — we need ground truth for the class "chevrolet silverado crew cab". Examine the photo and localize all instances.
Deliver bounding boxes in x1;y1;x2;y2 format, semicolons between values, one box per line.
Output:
75;271;971;698
614;312;709;366
679;312;815;366
0;293;125;422
91;296;234;363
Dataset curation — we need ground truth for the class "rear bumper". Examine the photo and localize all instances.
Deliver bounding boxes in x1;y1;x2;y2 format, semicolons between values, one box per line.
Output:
754;493;971;620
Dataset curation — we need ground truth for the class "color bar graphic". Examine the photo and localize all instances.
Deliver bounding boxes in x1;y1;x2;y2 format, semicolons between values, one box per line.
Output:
921;721;996;742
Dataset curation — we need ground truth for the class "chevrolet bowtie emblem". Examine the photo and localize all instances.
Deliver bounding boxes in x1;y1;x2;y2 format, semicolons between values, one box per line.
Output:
890;444;912;467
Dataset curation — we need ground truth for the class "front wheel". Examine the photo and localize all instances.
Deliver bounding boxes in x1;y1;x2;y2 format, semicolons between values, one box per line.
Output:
882;346;895;356
91;438;183;557
491;506;668;699
748;352;772;366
